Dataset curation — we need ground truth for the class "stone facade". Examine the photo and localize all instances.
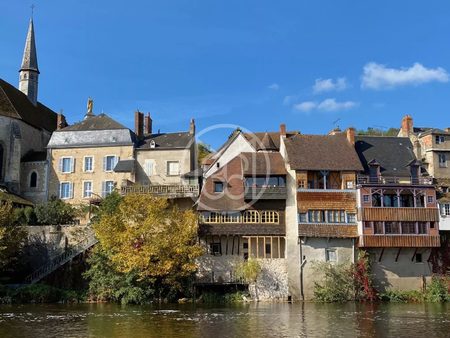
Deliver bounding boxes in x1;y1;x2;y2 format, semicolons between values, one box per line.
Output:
20;160;47;204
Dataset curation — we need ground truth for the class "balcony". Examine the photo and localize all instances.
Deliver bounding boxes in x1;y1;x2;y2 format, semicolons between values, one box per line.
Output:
357;175;433;186
359;235;440;247
120;184;199;198
244;186;287;200
361;207;440;222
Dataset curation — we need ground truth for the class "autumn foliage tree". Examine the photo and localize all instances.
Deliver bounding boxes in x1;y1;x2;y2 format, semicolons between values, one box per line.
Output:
92;194;203;295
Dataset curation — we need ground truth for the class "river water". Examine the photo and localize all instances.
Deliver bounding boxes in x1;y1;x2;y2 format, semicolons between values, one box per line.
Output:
0;302;449;337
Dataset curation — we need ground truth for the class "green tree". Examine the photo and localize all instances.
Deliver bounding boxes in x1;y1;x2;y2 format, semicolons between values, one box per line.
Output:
93;194;203;292
34;197;76;225
0;203;27;273
197;142;213;166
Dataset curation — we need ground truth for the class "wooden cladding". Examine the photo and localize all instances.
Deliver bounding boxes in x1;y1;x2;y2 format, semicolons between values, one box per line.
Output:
359;235;440;247
361;207;439;222
297;191;357;212
298;224;358;238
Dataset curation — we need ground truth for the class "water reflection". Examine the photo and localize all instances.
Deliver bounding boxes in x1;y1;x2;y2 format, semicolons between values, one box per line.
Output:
0;302;449;338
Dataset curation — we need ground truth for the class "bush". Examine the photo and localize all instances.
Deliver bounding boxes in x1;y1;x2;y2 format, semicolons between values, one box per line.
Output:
235;259;262;283
201;291;248;304
34;197;76;225
313;262;355;302
425;276;450;302
0;284;84;304
24;206;37;224
380;290;424;303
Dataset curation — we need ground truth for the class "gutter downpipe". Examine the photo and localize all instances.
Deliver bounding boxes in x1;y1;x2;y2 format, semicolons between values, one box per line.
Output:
299;236;307;301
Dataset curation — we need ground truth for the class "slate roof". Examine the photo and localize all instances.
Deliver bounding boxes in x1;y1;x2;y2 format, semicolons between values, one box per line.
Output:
114;159;135;173
284;133;363;171
137;132;194;149
244;132;281;150
21;151;46;162
240;152;287;175
354;136;416;177
59;114;128;131
0;78;57;131
21;19;39;73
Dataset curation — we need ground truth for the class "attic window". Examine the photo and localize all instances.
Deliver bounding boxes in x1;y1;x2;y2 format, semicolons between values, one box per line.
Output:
150;140;156;148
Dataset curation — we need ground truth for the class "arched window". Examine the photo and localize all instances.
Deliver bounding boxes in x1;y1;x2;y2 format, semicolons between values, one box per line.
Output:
30;171;38;188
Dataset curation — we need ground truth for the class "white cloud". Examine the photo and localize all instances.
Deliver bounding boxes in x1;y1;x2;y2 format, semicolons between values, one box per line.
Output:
293;101;316;112
362;62;449;89
293;98;357;113
268;83;280;90
313;77;347;93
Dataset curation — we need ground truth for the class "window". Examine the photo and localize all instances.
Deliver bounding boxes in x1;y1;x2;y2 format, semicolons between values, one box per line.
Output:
347;213;356;223
308;210;325;223
214;182;223;193
430;222;435;229
60;157;74;173
265;243;271;255
298;180;306;189
84;156;93;172
167;161;180;176
144;160;154;176
261;211;279;224
372;193;382;207
83;181;93;198
415;253;423;263
104;155;118;172
346;181;354;189
150;140;156;148
439;154;447;168
29;171;37;188
201;212;220;223
443;204;450;216
374;222;384;234
401;222;416;234
210;243;221;255
102;180;115;197
364;221;372;228
427;196;434;204
326;249;337;262
298;213;307;223
243;210;260;223
418;222;427;234
385;221;400;234
222;212;240;223
435;135;445;144
327;210;345;223
59;182;73;199
363;194;370;203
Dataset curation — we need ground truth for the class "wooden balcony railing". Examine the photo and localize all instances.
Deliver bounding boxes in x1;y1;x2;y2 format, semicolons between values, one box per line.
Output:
361;207;440;222
357;175;433;186
244;186;287;200
359;235;440;247
121;184;199;198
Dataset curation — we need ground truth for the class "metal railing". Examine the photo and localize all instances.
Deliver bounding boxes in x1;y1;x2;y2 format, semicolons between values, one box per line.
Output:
357;175;433;185
24;231;98;284
121;184;199;198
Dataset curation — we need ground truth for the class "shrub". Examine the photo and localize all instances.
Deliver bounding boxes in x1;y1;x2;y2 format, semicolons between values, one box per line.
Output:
425;276;450;302
313;262;355;302
380;290;424;303
235;259;262;283
34;197;76;225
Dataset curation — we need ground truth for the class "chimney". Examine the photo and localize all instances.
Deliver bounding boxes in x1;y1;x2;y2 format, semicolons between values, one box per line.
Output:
134;111;144;138
346;127;355;145
401;115;413;136
57;113;67;130
189;118;196;135
144;113;152;135
328;127;342;135
280;123;286;137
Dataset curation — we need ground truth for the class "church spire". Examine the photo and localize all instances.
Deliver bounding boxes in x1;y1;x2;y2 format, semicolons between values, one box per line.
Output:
19;18;39;105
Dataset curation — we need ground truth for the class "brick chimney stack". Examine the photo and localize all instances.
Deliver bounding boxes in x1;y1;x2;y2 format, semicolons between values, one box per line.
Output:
401;114;413;136
144;113;152;135
280;123;286;137
346;127;355;145
135;111;144;138
57;113;67;130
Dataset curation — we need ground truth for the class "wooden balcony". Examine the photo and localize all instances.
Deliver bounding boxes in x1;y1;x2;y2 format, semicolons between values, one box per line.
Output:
359;235;440;247
120;184;199;198
361;207;440;222
244;186;287;200
298;224;358;238
357;175;433;186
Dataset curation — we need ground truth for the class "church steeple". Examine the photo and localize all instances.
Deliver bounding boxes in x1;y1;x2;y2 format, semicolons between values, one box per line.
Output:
19;18;39;106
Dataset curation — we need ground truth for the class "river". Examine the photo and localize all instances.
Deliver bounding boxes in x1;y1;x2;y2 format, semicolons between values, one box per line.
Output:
0;302;449;337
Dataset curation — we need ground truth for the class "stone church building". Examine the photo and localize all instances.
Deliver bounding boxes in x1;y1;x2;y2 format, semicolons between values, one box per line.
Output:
0;19;58;204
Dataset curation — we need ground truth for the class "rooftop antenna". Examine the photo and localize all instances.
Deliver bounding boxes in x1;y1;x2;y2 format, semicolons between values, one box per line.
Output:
333;118;341;129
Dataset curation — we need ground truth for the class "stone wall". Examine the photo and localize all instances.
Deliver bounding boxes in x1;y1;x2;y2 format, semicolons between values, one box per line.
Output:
196;254;289;301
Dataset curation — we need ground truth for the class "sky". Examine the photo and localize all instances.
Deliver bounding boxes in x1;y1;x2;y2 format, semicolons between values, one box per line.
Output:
1;1;450;149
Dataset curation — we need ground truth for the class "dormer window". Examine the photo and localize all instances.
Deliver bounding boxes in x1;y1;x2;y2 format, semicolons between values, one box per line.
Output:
436;135;445;144
150;140;156;148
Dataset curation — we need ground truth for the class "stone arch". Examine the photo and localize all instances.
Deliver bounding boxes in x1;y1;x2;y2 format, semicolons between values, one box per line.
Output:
29;170;38;188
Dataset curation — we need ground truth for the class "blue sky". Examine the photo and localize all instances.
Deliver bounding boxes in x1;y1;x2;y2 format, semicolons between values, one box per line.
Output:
1;1;450;149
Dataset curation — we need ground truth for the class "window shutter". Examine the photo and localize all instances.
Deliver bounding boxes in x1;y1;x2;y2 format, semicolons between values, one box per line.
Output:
70;182;74;198
103;157;107;171
59;183;62;198
71;158;75;173
59;158;63;172
101;181;106;197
